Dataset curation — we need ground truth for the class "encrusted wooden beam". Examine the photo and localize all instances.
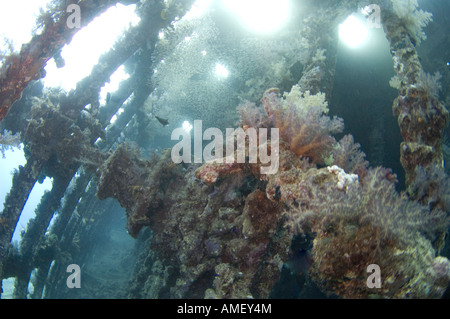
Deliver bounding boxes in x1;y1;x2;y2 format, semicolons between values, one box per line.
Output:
0;0;121;122
380;0;449;204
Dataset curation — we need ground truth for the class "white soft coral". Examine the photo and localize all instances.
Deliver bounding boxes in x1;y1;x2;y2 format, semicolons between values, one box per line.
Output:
391;0;433;45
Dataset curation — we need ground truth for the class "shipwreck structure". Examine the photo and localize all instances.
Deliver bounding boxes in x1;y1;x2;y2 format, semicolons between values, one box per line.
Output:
0;0;449;299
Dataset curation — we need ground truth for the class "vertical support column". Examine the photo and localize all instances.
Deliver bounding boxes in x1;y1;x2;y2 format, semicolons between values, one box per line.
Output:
297;1;359;99
381;2;449;207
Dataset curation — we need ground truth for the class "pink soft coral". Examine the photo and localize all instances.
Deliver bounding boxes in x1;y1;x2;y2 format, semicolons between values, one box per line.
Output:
240;86;344;164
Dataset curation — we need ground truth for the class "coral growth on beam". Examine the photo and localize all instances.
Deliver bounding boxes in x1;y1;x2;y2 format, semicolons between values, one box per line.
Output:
97;143;290;298
383;0;449;208
391;0;433;46
195;86;344;187
96;144;179;237
279;165;449;298
0;0;121;122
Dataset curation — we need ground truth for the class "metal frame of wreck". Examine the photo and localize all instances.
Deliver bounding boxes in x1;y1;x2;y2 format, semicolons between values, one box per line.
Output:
0;0;196;298
0;0;447;298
